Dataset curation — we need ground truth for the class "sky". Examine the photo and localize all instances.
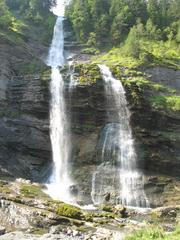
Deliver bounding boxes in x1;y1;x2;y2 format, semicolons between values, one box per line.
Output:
51;0;69;16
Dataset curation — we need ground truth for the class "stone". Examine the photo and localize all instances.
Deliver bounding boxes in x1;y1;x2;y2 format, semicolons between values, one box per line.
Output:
72;230;79;237
0;227;5;236
67;229;72;235
114;205;126;216
69;185;79;196
16;178;31;184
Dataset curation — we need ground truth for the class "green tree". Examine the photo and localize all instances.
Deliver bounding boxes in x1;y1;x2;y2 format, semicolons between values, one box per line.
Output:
124;25;141;58
0;0;12;29
67;0;92;42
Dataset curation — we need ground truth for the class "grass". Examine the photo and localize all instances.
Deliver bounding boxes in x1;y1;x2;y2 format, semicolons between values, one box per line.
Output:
92;40;180;70
20;184;49;199
92;47;143;68
125;225;180;240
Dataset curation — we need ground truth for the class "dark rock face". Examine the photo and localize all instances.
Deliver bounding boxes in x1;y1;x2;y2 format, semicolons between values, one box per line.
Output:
0;76;51;180
0;64;179;207
144;66;180;89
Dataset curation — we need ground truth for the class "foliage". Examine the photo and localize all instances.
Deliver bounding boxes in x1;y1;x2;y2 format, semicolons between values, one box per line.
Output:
75;63;101;84
56;203;82;219
150;96;180;111
126;225;180;240
0;0;55;44
100;204;113;212
66;0;180;47
92;39;180;69
81;47;100;55
20;184;49;199
125;227;166;240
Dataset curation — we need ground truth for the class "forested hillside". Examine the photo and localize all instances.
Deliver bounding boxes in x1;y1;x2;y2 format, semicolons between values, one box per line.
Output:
66;0;180;45
66;0;180;68
0;0;55;43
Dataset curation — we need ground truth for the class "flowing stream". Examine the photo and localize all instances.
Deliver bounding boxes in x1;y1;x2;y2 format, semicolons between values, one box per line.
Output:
92;65;149;207
45;2;74;202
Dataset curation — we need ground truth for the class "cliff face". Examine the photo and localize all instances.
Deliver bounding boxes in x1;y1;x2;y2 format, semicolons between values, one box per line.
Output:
0;15;180;207
0;64;179;207
0;75;50;180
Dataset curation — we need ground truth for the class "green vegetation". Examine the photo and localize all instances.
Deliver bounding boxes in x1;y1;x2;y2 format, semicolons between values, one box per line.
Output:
109;66;179;110
67;0;179;69
81;47;100;55
0;0;55;47
6;0;55;33
100;204;114;212
75;63;101;84
150;96;180;112
20;184;49;199
66;0;180;46
92;40;180;69
56;203;82;219
126;225;180;240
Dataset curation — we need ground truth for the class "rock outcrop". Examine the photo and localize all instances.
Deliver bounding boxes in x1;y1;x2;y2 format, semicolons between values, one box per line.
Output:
0;62;180;207
0;15;179;207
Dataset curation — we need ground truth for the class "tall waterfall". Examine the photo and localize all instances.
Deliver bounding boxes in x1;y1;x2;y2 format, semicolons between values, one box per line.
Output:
92;65;149;207
45;2;74;202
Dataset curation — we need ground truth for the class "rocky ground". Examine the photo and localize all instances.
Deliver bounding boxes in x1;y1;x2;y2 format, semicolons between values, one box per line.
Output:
0;179;180;240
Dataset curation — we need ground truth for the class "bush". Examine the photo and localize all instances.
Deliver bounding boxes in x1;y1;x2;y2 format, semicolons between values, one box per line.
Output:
81;47;100;55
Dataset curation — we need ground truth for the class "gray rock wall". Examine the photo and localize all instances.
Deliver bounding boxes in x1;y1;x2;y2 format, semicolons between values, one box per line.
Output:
0;66;179;206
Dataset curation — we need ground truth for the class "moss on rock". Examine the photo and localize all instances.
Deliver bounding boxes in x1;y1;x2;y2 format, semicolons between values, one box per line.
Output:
74;63;101;85
56;203;82;220
20;184;49;199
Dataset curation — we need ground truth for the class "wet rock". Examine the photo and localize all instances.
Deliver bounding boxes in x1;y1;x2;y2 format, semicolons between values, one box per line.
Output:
152;206;178;219
114;205;126;217
104;193;110;202
144;66;180;89
16;178;31;184
69;185;78;196
0;227;5;236
72;230;79;237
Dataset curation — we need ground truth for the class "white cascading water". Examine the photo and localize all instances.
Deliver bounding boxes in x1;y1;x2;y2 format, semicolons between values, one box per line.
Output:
45;0;74;202
68;60;76;90
93;65;149;207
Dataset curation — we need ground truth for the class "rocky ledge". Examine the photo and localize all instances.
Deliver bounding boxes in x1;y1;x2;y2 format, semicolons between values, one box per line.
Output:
1;179;180;240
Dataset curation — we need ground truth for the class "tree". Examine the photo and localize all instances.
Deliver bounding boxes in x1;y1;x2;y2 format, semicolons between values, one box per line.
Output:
124;25;141;58
110;6;132;44
0;0;12;29
67;0;92;42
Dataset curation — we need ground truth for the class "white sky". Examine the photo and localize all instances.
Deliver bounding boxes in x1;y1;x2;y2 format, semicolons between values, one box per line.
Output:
51;0;67;16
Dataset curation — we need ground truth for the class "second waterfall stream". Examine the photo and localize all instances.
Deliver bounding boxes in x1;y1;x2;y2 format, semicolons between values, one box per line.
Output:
91;65;149;208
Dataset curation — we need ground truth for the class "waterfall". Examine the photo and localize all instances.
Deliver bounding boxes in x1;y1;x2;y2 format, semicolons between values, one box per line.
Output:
92;65;149;208
45;2;74;202
68;59;76;90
